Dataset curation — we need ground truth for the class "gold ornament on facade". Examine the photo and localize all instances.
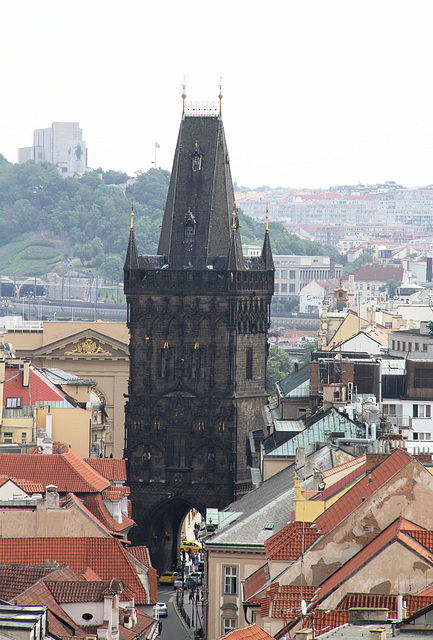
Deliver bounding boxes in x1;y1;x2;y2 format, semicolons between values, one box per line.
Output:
65;338;112;356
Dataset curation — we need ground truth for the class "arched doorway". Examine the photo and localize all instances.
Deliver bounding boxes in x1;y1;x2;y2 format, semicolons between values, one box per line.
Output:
130;495;205;573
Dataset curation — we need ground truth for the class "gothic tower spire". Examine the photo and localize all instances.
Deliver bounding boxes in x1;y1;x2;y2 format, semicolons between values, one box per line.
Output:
261;204;274;269
124;202;138;270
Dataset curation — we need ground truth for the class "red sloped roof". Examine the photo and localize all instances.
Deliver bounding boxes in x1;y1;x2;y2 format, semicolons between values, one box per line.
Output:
119;608;156;640
0;563;57;600
317;463;366;502
45;579;122;603
264;521;320;562
0;538;149;605
84;458;127;482
3;367;67;407
86;494;135;534
60;493;115;537
308;609;350;635
127;546;151;568
220;623;275;639
261;584;316;619
10;566;88;638
315;518;431;606
313;449;412;535
322;455;366;478
0;449;110;494
244;564;270;603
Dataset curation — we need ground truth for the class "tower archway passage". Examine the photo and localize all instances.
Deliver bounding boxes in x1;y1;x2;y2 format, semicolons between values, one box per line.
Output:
124;96;274;570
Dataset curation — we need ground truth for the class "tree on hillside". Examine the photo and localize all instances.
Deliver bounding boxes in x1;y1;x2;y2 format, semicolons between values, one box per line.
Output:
266;345;293;394
379;279;400;299
342;249;374;275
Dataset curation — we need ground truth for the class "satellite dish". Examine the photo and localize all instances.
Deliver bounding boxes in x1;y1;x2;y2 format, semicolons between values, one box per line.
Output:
301;599;307;616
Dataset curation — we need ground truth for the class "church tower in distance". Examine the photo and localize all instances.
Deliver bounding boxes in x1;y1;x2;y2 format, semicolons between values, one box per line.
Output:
124;89;274;569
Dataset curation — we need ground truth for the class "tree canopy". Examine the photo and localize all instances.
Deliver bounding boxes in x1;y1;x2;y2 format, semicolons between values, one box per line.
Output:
266;345;293;394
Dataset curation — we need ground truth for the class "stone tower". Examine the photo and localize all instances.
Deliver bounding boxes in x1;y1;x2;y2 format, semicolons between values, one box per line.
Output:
123;93;274;569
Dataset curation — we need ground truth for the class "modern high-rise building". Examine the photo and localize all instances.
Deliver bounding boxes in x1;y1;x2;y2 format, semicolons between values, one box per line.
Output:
123;92;274;569
18;122;88;175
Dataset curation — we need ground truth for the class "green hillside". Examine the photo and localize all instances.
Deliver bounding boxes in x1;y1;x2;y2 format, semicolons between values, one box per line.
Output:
0;154;341;283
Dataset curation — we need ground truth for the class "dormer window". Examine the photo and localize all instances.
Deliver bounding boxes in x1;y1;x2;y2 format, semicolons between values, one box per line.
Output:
191;141;203;172
184;208;196;243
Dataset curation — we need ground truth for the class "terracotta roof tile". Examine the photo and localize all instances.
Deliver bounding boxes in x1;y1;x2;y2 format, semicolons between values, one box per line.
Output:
60;493;116;537
127;546;151;568
10;566;87;638
316;464;366;501
0;476;45;494
308;609;350;634
0;449;110;494
322;455;366;478
220;623;275;639
261;584;316;619
45;579;122;603
244;565;270;602
0;563;55;600
313;449;412;535
315;518;432;606
86;494;135;534
119;608;156;640
0;538;150;605
81;567;102;581
84;458;127;482
264;521;320;562
102;487;130;500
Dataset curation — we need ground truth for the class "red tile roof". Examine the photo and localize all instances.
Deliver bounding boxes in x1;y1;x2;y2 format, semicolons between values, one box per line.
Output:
264;521;320;562
127;546;151;568
86;494;135;534
3;366;68;407
119;608;156;640
84;458;127;482
0;476;45;494
261;584;316;619
220;623;275;639
0;538;150;605
315;518;432;606
0;448;110;494
342;264;404;284
102;487;130;500
322;455;366;478
45;579;123;603
244;564;270;603
0;563;57;600
60;493;116;537
316;464;366;502
337;592;433;618
10;566;87;639
308;609;350;635
313;449;412;535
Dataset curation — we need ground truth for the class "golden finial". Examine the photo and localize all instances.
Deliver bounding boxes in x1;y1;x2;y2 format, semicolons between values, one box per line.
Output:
218;74;223;116
182;75;187;115
232;209;236;230
265;204;269;232
130;201;135;229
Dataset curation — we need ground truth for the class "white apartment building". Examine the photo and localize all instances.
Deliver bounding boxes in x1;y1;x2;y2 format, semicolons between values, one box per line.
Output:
18;122;88;176
243;246;342;297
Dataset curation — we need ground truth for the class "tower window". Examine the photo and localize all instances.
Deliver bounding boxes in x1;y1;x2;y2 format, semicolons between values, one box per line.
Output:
161;347;175;379
246;348;253;380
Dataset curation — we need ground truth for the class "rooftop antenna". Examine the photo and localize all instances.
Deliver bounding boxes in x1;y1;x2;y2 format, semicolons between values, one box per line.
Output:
218;74;223;117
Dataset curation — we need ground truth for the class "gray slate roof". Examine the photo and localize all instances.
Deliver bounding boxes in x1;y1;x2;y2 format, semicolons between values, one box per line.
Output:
204;446;338;549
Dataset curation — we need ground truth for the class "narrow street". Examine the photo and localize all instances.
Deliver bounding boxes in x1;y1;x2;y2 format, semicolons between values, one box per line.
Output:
157;584;205;640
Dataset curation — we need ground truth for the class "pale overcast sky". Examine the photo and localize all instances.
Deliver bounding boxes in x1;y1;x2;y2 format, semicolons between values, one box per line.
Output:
1;1;433;189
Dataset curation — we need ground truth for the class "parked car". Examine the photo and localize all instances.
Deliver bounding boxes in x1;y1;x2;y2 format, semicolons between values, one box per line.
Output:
159;571;177;585
180;540;202;554
153;602;168;618
173;575;197;590
189;572;203;585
